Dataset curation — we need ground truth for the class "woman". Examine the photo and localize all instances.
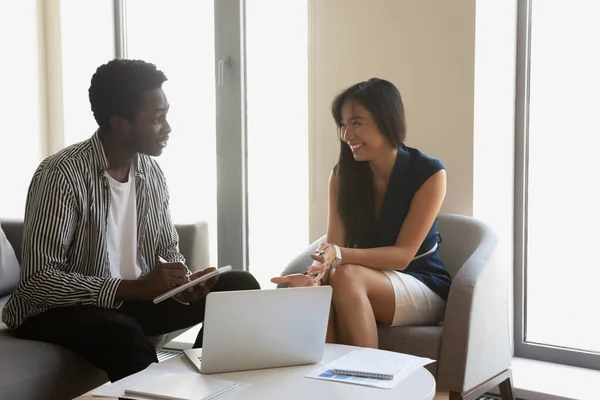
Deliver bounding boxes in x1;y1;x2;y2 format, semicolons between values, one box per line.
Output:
272;78;452;349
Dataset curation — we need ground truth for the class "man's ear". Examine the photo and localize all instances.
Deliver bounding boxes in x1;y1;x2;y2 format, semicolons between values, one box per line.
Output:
109;115;132;136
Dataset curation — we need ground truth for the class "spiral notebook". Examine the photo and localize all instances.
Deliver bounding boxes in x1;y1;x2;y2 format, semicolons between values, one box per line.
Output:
329;348;426;380
124;372;239;400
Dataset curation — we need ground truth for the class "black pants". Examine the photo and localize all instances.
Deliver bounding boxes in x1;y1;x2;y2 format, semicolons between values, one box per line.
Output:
15;270;260;382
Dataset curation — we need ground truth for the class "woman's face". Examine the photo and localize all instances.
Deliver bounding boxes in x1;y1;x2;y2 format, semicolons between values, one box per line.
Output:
340;101;392;162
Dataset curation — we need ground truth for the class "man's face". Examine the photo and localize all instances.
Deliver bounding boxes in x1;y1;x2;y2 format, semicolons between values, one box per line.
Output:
127;87;171;157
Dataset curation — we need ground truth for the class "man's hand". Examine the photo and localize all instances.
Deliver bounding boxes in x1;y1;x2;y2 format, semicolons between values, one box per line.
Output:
139;262;188;300
115;262;189;301
174;267;219;303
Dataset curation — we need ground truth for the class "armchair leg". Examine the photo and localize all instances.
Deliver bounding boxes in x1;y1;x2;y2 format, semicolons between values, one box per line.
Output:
448;369;516;400
448;391;465;400
499;374;516;400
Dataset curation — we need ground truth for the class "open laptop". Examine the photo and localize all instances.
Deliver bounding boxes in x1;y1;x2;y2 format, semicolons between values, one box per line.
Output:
183;285;332;374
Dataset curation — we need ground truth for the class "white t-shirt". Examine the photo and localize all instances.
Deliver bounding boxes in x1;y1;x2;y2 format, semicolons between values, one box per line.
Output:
105;167;143;280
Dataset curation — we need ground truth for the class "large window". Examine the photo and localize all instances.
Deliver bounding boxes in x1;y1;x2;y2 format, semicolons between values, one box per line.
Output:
48;0;310;289
515;0;600;370
125;0;219;266
0;0;45;220
60;0;115;147
1;1;309;338
246;0;309;288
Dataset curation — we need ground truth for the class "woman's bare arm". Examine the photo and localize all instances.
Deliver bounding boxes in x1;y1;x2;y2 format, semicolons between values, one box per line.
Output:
309;169;446;274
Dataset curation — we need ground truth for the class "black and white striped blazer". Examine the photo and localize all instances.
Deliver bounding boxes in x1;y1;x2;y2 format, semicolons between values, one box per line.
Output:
2;132;186;329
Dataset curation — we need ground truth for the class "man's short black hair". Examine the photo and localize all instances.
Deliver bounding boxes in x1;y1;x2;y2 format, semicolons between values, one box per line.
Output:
89;59;168;130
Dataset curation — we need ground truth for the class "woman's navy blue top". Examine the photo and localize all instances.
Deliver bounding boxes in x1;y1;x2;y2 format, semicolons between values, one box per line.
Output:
339;145;452;301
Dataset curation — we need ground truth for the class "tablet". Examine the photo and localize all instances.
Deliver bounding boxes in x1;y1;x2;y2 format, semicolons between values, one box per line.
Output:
153;265;232;304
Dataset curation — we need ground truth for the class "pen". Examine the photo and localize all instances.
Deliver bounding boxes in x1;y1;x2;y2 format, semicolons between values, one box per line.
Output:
157;256;176;287
303;268;323;282
158;256;191;284
313;270;325;283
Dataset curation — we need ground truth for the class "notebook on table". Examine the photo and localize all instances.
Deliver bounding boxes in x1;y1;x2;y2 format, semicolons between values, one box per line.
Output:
329;348;432;380
124;372;239;400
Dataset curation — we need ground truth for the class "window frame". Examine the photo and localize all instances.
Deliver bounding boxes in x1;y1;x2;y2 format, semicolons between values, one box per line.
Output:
113;0;249;271
514;0;600;370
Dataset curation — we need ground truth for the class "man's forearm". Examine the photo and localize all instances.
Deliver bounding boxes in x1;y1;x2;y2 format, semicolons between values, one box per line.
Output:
115;279;144;301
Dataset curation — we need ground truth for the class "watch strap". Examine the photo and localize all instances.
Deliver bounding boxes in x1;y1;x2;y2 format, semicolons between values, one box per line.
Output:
331;244;342;268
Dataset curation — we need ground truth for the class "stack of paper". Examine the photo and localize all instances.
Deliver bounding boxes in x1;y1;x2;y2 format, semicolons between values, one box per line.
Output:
124;372;239;400
305;348;434;389
91;362;245;400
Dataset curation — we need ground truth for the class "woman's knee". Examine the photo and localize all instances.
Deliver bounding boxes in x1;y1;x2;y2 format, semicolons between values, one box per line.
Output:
330;264;367;297
330;264;365;288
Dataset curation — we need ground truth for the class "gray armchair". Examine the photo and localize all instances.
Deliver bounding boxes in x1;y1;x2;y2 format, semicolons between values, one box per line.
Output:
0;219;210;400
279;214;514;400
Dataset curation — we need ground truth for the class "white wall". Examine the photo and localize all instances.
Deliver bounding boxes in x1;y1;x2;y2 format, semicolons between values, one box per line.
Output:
309;0;517;239
309;0;477;240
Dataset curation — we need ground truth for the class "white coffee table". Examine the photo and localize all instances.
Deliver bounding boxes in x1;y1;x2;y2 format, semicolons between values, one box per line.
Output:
85;344;436;400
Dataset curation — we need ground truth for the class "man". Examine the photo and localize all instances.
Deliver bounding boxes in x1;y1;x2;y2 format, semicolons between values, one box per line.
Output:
1;59;260;382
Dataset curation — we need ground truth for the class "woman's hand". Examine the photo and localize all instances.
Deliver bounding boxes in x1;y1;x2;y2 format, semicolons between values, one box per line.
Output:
306;243;337;277
271;273;319;287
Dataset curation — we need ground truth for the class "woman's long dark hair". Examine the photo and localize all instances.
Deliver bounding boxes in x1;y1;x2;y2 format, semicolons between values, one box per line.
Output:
331;78;406;248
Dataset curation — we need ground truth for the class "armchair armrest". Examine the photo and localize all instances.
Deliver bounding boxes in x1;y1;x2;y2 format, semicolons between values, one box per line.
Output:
0;219;24;264
436;226;512;393
174;221;210;273
277;236;325;287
